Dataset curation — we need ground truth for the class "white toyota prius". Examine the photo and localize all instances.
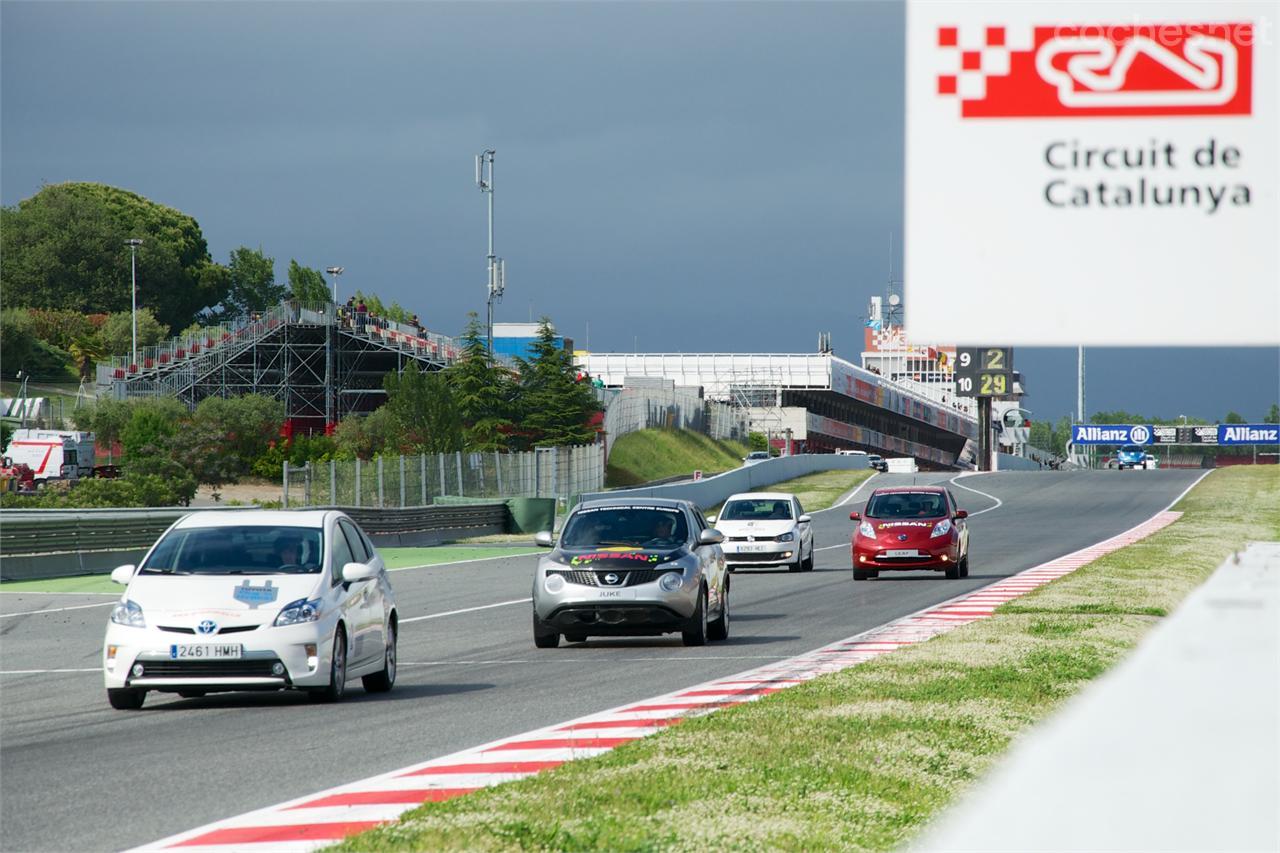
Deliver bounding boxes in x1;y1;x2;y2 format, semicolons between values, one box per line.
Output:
102;510;397;710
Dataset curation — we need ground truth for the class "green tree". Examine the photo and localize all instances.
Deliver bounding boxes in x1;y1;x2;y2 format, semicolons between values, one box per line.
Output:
0;182;229;329
1224;411;1246;424
74;398;133;454
384;367;464;454
513;319;600;448
119;397;188;458
447;313;514;451
192;395;285;473
0;308;35;377
226;246;285;317
1265;404;1279;424
99;308;170;359
333;407;402;460
288;260;331;303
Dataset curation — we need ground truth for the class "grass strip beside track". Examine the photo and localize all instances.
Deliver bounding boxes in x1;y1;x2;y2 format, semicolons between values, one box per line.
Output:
0;546;540;595
333;467;1278;852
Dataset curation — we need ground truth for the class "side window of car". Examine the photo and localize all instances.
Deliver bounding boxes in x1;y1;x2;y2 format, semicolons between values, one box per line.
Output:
794;498;805;518
330;525;356;586
691;507;707;532
947;490;960;514
340;520;370;563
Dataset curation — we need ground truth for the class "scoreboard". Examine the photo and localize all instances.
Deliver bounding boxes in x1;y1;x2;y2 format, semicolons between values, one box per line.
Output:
954;347;1014;398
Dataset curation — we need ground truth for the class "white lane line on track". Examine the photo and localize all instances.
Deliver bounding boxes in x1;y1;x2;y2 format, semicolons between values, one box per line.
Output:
0;591;120;596
1164;470;1213;511
389;552;540;573
398;655;790;666
0;601;116;619
1;667;100;675
400;598;531;624
948;472;1003;516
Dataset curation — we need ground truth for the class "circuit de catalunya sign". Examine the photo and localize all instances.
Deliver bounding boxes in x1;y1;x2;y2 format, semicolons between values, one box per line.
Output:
904;0;1278;347
1072;424;1280;445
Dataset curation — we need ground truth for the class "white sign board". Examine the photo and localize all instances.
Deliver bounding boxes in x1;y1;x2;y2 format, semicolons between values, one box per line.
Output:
905;1;1278;345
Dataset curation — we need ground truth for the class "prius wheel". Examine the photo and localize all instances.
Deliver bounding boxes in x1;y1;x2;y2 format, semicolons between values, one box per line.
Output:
362;622;397;693
107;688;146;710
312;627;348;702
682;587;709;646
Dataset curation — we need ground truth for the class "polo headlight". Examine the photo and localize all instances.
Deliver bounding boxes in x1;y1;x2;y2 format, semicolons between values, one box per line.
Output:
274;597;322;627
776;531;795;542
930;519;953;538
858;521;875;538
658;570;685;592
110;600;145;628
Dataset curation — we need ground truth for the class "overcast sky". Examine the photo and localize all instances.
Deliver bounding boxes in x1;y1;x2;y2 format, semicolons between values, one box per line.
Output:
3;1;1276;423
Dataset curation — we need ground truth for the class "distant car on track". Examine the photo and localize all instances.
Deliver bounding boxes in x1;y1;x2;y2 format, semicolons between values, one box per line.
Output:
531;498;728;647
850;486;969;581
742;451;772;465
709;492;813;572
1115;444;1150;469
102;510;397;710
867;454;888;472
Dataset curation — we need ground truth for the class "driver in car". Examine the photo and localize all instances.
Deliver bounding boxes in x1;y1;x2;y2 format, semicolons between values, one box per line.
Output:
275;534;302;570
646;514;677;546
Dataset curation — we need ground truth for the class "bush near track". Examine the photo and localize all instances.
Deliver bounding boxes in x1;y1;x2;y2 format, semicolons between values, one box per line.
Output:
336;467;1277;852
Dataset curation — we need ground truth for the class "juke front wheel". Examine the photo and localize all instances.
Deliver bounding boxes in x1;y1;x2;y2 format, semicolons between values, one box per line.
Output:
682;588;709;646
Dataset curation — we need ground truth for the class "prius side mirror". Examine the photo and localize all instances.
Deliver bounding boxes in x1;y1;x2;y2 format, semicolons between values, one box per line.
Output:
110;565;136;585
342;562;378;583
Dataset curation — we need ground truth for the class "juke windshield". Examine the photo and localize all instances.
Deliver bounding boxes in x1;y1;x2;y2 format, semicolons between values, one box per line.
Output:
140;526;325;575
865;492;947;519
559;507;689;549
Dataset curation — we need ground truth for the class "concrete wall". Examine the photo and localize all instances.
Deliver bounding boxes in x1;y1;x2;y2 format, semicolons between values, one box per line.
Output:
579;454;869;510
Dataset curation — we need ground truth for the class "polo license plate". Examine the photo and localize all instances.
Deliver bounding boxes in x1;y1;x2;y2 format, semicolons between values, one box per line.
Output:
170;644;242;659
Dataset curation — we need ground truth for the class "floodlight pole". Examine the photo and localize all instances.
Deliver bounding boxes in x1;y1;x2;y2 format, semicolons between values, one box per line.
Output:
326;266;344;305
125;239;143;368
324;267;343;431
476;149;502;356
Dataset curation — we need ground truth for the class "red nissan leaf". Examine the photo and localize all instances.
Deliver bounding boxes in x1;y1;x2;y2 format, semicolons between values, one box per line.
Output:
850;486;969;581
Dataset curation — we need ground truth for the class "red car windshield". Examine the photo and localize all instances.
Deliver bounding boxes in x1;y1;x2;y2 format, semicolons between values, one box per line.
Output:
865;492;947;519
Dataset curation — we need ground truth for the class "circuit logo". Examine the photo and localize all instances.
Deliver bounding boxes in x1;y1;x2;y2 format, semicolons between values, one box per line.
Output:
936;23;1253;117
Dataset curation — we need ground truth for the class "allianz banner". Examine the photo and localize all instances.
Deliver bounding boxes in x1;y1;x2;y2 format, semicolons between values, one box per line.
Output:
1073;424;1279;445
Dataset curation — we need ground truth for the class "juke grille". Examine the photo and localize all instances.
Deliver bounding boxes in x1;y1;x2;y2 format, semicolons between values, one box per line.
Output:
551;569;678;587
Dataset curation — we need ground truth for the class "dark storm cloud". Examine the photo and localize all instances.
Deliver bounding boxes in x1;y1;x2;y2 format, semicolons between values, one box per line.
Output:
2;2;1275;422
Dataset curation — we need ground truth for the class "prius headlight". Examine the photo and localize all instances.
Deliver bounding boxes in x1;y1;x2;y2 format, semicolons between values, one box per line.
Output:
274;597;322;627
658;570;685;592
930;519;953;538
776;531;795;542
109;600;145;628
858;521;876;538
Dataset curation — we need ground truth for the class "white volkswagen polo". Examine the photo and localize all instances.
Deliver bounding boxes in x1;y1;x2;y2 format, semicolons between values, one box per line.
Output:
102;510;397;710
711;492;814;572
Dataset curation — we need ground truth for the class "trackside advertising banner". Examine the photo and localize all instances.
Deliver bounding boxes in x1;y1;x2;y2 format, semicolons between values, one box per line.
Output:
905;1;1279;346
1072;424;1280;445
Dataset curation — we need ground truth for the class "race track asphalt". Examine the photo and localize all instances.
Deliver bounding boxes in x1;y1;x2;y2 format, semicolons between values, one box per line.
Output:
0;469;1204;852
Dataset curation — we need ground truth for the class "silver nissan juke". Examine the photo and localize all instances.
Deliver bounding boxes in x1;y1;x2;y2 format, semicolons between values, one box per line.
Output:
531;498;729;648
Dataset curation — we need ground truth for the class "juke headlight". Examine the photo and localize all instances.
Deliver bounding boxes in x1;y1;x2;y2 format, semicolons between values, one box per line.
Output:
274;597;322;627
658;570;685;592
110;599;145;628
930;519;953;538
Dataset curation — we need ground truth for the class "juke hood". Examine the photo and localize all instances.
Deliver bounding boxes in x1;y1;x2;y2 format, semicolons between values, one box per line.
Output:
548;546;687;569
121;574;324;624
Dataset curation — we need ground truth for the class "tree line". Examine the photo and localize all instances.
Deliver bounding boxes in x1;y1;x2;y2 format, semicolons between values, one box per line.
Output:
1028;406;1280;457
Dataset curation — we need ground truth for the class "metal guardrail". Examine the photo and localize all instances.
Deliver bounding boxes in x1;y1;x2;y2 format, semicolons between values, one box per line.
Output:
0;503;509;559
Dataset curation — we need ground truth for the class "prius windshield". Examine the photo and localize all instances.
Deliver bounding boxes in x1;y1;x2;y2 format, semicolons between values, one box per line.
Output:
560;507;689;549
140;526;324;575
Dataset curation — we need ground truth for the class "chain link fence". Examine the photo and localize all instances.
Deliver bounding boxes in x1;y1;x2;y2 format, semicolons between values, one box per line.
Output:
283;443;604;509
600;381;749;455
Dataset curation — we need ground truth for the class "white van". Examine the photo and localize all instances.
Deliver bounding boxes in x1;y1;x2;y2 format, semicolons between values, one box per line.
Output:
4;429;96;482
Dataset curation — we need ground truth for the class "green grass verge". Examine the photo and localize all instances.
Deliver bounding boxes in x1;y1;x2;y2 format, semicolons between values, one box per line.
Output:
333;467;1278;852
0;546;540;594
605;429;752;488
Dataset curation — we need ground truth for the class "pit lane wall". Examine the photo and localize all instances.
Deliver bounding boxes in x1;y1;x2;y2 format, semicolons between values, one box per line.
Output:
578;453;870;511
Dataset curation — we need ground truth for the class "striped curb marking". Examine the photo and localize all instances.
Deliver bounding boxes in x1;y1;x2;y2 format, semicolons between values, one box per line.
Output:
135;510;1181;852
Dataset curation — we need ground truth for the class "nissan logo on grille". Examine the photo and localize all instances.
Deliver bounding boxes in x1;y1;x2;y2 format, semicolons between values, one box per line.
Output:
897;534;909;542
603;572;621;585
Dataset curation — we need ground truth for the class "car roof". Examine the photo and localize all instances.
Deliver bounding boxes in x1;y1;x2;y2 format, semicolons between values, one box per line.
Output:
172;510;333;529
725;492;796;502
575;497;693;511
870;486;947;495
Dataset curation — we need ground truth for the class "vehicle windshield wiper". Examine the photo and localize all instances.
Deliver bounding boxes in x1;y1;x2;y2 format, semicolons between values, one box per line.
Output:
220;570;282;575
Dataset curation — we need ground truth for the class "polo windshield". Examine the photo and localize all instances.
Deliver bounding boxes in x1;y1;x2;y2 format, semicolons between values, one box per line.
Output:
140;526;325;575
